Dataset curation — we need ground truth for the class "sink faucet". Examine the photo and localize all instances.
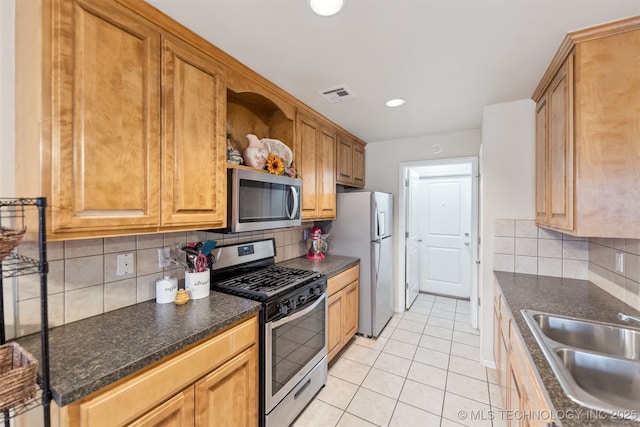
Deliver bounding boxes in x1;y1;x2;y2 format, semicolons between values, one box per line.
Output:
617;312;640;325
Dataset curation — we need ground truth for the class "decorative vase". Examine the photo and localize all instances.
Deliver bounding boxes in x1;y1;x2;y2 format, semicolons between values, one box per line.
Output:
243;134;268;168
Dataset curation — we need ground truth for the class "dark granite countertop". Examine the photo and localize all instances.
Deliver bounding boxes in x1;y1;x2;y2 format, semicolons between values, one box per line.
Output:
278;254;360;277
17;292;261;407
494;271;640;427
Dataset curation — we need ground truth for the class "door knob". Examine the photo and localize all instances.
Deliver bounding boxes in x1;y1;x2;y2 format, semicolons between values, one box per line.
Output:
464;233;470;237
464;242;470;246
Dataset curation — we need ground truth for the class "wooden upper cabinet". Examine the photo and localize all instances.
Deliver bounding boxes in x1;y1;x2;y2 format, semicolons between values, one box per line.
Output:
336;132;365;188
161;35;226;228
295;110;336;221
533;16;640;237
51;0;162;234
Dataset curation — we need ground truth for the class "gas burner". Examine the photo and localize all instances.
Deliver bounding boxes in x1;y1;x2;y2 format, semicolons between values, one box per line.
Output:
213;265;322;300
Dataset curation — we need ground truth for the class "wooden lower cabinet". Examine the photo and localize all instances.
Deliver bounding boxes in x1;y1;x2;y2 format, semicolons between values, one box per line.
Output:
494;282;553;427
327;265;359;361
57;315;258;427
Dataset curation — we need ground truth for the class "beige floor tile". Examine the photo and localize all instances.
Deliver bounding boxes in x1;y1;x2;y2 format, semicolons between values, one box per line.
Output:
390;328;422;345
383;338;418;360
424;324;454;340
336;413;377;427
450;341;481;362
446;371;490;405
408;360;448;390
316;375;359;410
417;293;436;302
433;302;457;312
430;308;456;320
379;325;394;338
452;330;480;347
293;398;343;427
346;388;396;427
361;367;406;399
386;316;401;329
454;320;479;336
403;311;429;323
442;392;492;427
341;343;381;366
353;335;388;352
427;316;454;329
373;352;412;377
398;378;445;416
389;401;442;427
435;296;458;305
413;346;450;370
487;367;500;385
448;355;487;381
329;357;371;385
418;334;452;354
408;304;432;315
396;318;426;333
488;383;504;410
440;417;468;427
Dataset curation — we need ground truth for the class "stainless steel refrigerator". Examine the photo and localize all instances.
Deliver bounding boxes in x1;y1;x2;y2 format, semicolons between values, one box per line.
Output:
329;191;394;338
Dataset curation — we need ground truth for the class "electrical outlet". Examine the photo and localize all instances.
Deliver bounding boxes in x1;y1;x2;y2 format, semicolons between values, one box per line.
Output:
158;247;171;268
615;252;624;273
117;253;134;276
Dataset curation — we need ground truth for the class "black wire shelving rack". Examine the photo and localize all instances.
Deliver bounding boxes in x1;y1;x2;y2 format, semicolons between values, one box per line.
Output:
0;198;50;427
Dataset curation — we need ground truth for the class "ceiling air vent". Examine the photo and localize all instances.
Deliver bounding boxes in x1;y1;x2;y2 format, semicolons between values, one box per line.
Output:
320;85;356;103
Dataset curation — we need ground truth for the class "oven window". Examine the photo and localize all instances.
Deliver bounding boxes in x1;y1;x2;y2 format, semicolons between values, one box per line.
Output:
271;299;325;395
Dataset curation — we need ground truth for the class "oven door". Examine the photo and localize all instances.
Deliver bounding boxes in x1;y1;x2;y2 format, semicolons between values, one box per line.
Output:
265;293;327;413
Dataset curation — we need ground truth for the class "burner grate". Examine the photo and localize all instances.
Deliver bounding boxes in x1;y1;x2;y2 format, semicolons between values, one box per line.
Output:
213;265;321;299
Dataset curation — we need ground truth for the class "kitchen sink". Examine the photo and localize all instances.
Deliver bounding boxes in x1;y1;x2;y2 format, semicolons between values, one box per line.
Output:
522;310;640;420
530;312;640;360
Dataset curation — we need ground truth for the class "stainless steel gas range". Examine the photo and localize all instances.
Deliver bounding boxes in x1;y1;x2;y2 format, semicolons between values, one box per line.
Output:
209;238;327;427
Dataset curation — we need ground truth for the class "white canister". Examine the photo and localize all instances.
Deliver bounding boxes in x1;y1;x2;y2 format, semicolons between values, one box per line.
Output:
156;276;178;304
185;270;210;300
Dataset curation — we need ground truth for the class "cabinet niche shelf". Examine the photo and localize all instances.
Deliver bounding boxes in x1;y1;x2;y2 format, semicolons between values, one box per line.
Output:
0;198;51;427
226;89;295;156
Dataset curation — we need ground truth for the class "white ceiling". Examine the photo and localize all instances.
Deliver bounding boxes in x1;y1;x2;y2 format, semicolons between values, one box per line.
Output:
146;0;640;143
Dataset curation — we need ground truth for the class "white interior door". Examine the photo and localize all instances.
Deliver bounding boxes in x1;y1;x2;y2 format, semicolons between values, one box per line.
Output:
405;169;420;309
420;175;472;298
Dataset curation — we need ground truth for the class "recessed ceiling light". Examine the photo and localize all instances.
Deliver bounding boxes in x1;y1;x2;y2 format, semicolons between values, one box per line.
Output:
309;0;344;16
385;98;406;107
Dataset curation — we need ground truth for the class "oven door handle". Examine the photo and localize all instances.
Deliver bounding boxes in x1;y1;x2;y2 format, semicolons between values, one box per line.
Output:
270;294;325;328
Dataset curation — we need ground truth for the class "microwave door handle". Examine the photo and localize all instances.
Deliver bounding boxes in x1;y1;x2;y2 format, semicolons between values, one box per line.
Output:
286;186;299;219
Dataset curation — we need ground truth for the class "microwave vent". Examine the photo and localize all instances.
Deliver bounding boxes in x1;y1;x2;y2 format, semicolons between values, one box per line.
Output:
320;85;356;103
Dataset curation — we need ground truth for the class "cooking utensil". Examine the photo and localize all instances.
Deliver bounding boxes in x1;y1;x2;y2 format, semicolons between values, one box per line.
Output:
201;240;217;256
195;252;208;273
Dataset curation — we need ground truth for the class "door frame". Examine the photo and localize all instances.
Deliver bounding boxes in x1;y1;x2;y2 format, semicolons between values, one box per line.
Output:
398;156;479;329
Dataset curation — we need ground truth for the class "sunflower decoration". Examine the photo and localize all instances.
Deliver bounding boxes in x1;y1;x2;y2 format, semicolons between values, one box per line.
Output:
265;153;285;175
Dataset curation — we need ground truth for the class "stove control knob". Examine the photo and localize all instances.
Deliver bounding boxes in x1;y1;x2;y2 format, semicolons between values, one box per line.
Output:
312;286;323;296
298;295;307;305
277;302;289;315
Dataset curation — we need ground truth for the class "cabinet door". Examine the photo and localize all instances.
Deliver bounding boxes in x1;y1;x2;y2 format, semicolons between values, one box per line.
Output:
546;55;574;231
352;142;365;188
161;35;227;228
342;280;359;341
129;387;195;427
52;0;161;233
195;345;258;427
327;291;344;362
295;112;320;220
535;95;548;225
336;135;354;184
317;126;337;219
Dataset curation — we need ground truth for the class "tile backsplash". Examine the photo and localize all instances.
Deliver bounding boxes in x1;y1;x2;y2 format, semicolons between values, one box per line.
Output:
9;224;311;338
492;219;640;312
493;219;588;279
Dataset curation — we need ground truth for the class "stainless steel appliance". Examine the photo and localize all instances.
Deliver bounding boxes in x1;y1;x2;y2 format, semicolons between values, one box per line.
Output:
210;238;327;427
226;168;301;232
329;191;394;337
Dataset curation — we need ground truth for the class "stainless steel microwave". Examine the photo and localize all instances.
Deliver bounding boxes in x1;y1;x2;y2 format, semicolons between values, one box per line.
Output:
226;168;301;232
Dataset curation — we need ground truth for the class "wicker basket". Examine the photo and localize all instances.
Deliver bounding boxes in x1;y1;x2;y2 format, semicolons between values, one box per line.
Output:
0;342;39;412
0;227;26;262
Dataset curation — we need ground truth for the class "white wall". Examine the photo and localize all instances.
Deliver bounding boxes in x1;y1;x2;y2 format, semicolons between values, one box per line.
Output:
0;0;15;198
364;129;481;313
479;99;536;365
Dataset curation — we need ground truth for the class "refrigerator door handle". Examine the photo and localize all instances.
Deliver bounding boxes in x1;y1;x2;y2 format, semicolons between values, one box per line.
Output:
374;239;381;286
